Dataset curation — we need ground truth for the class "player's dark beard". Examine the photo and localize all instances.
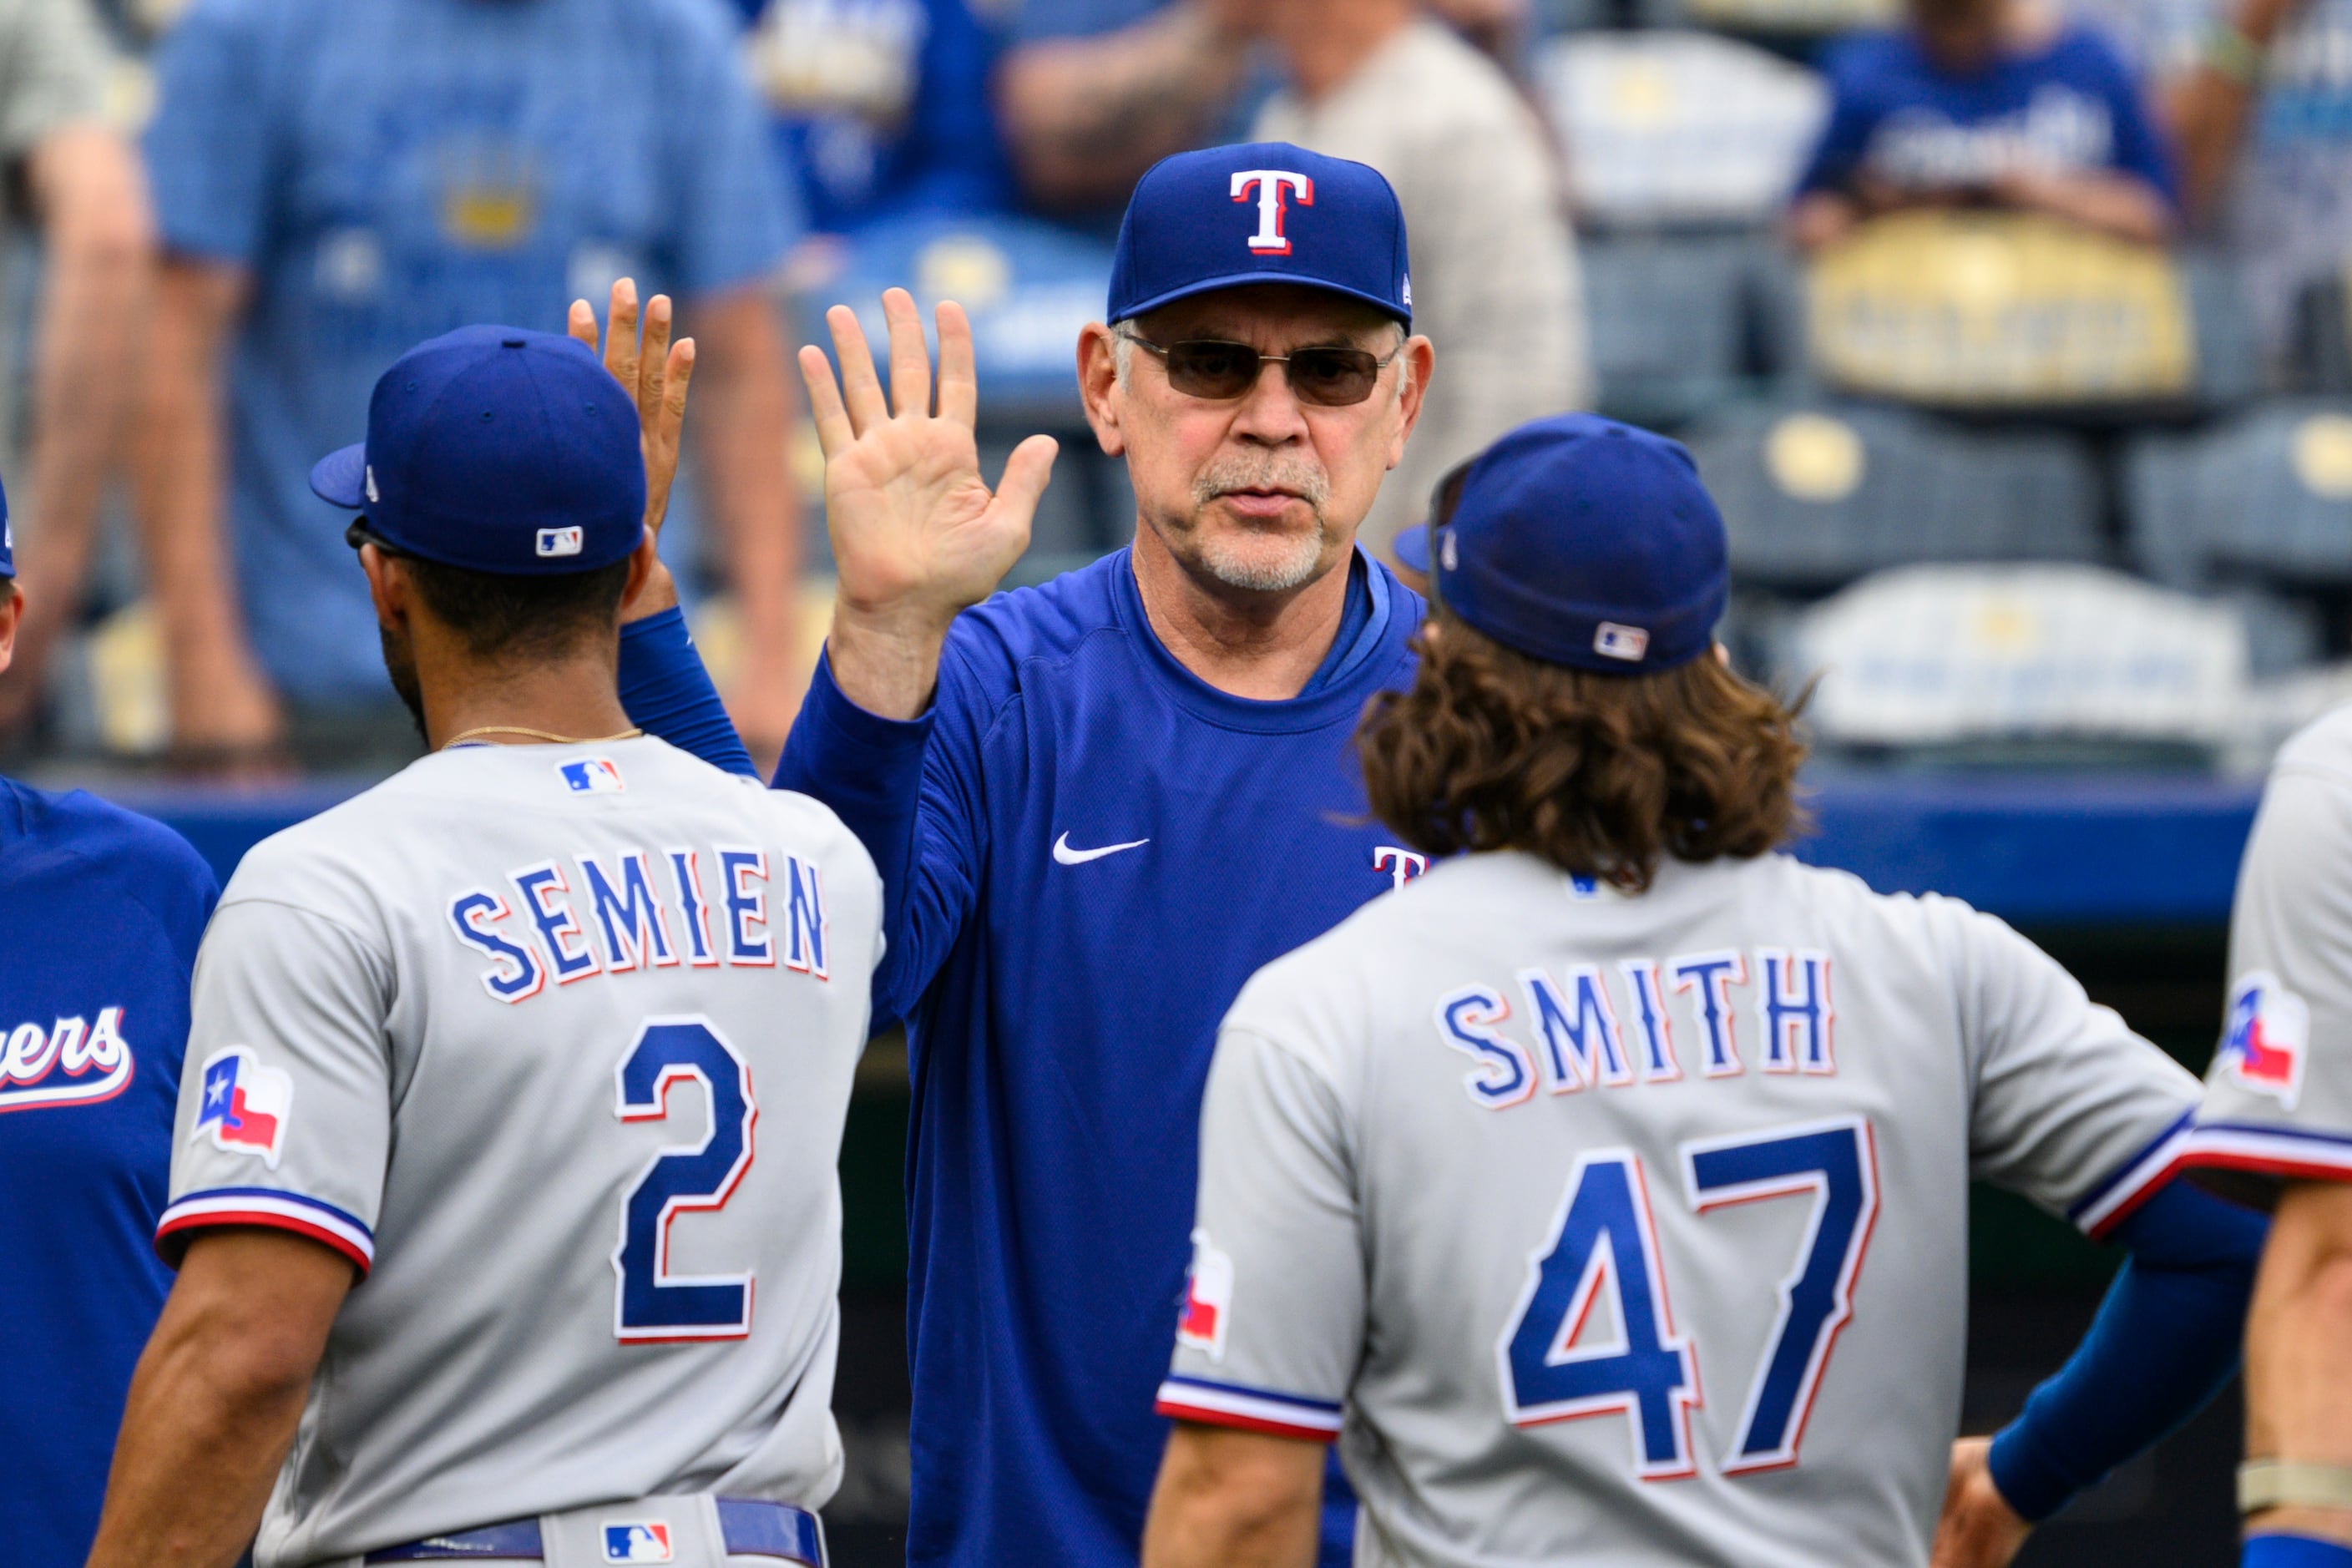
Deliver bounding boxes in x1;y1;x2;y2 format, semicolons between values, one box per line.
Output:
379;625;427;743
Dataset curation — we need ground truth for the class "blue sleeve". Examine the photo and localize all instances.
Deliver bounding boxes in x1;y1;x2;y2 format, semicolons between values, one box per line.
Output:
1986;1178;2267;1522
616;607;759;779
771;645;987;1019
2081;32;2180;209
663;0;799;295
1793;45;1883;199
2246;1537;2352;1566
143;0;276;263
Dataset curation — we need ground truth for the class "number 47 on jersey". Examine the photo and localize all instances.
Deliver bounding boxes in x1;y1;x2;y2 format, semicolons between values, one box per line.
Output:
1500;1116;1878;1479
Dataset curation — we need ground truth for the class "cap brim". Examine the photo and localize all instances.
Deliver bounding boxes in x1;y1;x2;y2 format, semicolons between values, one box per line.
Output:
1110;271;1411;327
310;443;368;508
1393;524;1430;573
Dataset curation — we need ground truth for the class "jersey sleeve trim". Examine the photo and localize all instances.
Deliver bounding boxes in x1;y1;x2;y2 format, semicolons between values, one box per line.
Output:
157;1187;376;1273
2066;1110;2195;1240
2172;1121;2352;1184
1155;1375;1344;1443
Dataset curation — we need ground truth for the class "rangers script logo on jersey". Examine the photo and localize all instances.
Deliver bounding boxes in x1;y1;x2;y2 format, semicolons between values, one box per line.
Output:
0;1006;134;1114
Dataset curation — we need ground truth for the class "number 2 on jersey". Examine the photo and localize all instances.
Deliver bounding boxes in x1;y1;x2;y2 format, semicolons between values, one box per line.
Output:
1500;1116;1878;1478
612;1018;759;1343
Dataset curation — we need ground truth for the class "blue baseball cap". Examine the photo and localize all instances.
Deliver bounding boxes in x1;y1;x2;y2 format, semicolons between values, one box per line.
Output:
0;470;13;580
1108;143;1412;327
1434;414;1728;675
311;326;645;575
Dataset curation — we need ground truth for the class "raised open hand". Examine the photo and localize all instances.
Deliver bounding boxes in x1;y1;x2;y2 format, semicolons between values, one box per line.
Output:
568;278;696;549
800;289;1056;681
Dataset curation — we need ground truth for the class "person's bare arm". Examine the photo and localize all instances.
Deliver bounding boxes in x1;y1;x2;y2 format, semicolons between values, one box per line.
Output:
132;257;285;766
1141;1424;1326;1568
84;1230;353;1568
797;288;1055;721
684;284;804;756
2241;1181;2352;1548
1994;165;2176;245
0;123;152;730
998;2;1252;213
2167;0;2309;230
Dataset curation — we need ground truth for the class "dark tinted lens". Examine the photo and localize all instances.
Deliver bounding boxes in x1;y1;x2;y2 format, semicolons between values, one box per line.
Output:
1285;347;1382;406
1161;341;1263;398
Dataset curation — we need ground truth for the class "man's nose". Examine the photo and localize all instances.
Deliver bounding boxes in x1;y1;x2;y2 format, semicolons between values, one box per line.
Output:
1228;358;1313;444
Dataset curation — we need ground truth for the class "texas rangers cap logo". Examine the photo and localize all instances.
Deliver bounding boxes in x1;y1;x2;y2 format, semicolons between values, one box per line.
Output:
1232;169;1313;255
602;1523;673;1563
193;1045;293;1169
2220;972;2308;1109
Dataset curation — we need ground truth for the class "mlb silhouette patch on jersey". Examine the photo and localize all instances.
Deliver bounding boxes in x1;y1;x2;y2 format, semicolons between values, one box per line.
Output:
2220;973;2309;1109
602;1521;674;1562
561;757;626;795
192;1046;292;1168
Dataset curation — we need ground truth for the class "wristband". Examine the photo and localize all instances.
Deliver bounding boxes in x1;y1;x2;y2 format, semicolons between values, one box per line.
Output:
2243;1460;2352;1514
2206;18;2268;85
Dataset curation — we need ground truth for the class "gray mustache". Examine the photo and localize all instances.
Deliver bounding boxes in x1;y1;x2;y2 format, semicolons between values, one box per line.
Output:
1193;459;1332;510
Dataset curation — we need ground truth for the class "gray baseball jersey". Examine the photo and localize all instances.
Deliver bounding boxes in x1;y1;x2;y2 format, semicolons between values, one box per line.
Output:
2183;703;2352;1188
159;737;883;1568
1159;849;2198;1568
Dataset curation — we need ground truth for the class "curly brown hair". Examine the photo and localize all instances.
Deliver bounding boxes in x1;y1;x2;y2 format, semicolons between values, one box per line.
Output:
1358;615;1811;894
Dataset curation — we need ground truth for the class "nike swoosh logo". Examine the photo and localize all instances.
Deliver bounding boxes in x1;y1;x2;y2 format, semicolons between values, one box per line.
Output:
1054;832;1151;866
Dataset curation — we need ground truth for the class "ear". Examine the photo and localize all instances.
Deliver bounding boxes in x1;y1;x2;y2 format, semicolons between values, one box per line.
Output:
619;530;660;617
1076;323;1126;458
359;543;411;632
0;581;20;676
1387;336;1436;473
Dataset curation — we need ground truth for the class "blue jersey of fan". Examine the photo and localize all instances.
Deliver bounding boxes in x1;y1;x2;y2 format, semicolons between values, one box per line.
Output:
0;780;217;1565
615;546;1419;1562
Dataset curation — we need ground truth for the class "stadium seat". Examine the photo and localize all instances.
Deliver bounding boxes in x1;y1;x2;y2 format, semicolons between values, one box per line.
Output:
1581;231;1777;425
1781;562;2251;761
1539;30;1828;230
1798;213;2261;413
1683;398;2104;594
2127;399;2352;591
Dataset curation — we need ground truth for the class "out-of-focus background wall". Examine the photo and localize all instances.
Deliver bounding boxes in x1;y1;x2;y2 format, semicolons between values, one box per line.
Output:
10;0;2352;1556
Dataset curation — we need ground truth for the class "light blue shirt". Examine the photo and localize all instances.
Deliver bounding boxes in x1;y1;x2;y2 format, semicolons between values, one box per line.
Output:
146;0;797;705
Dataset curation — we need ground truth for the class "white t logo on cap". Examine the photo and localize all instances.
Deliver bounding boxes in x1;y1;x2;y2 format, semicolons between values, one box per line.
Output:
1231;169;1314;255
1595;623;1650;661
537;526;584;559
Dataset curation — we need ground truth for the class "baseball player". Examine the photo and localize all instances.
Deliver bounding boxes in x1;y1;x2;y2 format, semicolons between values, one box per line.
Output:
2175;704;2352;1566
1143;414;2268;1568
0;474;221;1565
86;325;881;1568
608;144;1434;1565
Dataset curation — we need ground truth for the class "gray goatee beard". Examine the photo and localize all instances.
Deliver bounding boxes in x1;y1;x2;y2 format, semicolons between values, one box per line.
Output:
1191;457;1333;594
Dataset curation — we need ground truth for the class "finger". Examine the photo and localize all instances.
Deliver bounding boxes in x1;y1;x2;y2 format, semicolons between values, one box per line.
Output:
798;342;854;457
604;278;642;395
827;303;889;434
994;433;1060;529
881;287;933;419
936;300;978;428
567;298;600;355
663;336;696;432
640;295;675;427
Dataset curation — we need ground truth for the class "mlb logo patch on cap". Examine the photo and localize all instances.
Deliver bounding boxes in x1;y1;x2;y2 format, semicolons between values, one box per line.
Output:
1594;623;1650;662
538;525;584;559
2221;972;2308;1108
601;1522;673;1563
559;758;625;795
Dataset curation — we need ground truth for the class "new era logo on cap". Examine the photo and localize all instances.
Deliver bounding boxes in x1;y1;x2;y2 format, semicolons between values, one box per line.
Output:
537;526;584;559
1594;623;1650;662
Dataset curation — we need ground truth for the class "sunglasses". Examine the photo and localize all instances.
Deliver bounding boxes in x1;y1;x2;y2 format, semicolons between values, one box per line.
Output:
1120;332;1402;407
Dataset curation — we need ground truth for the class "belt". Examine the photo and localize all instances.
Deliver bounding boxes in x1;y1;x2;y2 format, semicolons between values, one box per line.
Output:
364;1499;824;1565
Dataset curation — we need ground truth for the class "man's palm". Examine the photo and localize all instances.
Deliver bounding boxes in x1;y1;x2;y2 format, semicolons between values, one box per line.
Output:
802;291;1055;630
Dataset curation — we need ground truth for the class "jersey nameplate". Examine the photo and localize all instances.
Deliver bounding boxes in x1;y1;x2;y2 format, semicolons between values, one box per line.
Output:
446;844;830;1006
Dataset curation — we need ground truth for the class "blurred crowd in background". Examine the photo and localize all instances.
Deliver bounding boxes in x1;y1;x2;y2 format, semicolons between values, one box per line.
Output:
3;0;2350;781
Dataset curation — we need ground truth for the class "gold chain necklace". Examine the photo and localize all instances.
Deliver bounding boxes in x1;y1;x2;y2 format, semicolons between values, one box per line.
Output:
440;725;645;751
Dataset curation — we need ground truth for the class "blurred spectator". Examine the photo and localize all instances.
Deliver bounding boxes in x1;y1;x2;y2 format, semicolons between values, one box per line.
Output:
1788;0;2178;251
737;0;1014;235
996;1;1255;226
2072;0;2352;365
0;0;153;739
1253;0;1589;562
138;0;805;768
